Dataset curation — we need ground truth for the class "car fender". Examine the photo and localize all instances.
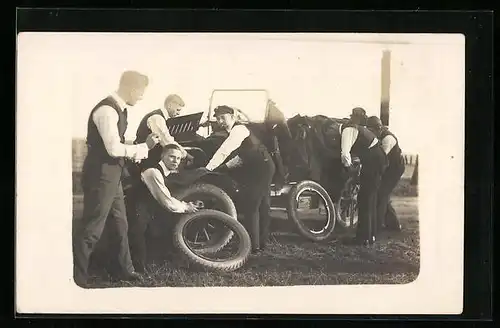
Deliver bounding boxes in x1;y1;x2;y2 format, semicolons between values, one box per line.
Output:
195;171;241;201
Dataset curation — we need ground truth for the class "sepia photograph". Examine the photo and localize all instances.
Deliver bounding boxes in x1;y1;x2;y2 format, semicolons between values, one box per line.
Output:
16;31;465;314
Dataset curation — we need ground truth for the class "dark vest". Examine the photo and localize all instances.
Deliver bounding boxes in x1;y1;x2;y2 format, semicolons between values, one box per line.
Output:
380;128;403;166
138;162;170;213
341;122;378;157
134;109;168;167
231;123;271;166
85;96;128;166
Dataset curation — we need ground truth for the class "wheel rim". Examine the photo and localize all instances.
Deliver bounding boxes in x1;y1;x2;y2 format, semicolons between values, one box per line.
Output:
180;193;234;250
294;187;331;235
337;181;359;228
181;216;245;262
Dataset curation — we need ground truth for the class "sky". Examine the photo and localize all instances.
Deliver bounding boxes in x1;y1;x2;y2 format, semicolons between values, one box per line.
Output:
18;33;465;154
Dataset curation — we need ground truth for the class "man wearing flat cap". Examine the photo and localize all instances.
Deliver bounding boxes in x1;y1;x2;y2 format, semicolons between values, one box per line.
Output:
204;105;276;253
366;116;404;231
349;107;368;126
339;108;387;246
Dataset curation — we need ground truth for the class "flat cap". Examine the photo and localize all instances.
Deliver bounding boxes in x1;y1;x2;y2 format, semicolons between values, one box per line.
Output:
350;107;367;117
214;105;234;116
366;116;383;128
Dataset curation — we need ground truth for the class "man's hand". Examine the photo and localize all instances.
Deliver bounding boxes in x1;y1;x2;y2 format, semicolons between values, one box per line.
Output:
185;202;199;213
341;153;352;167
199;120;213;128
213;164;229;172
146;133;161;150
185;152;195;164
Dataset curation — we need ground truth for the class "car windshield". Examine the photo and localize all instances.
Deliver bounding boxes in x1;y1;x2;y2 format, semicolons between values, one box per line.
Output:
208;90;269;124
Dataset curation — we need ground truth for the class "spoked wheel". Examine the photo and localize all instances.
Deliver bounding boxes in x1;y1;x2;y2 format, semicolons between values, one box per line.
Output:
173;209;252;272
336;177;360;231
286;180;336;242
172;183;238;254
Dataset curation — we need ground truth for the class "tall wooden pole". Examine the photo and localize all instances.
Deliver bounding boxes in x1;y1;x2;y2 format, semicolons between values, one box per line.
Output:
380;49;391;126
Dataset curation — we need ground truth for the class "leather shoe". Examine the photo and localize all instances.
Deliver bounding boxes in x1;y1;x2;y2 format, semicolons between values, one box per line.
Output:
134;264;147;274
342;237;371;247
123;271;142;281
113;271;143;282
251;248;262;254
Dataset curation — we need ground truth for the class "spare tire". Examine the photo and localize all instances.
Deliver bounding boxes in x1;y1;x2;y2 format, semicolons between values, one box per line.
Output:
286;180;336;242
172;183;237;254
173;209;251;272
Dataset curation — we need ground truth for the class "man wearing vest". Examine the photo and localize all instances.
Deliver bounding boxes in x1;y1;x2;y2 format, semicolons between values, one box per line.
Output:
349;107;368;126
130;144;199;273
73;71;161;287
340;108;388;246
205;105;276;253
366;116;404;231
134;94;189;170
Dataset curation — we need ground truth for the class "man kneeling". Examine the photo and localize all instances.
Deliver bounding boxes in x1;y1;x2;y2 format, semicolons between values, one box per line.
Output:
128;144;199;273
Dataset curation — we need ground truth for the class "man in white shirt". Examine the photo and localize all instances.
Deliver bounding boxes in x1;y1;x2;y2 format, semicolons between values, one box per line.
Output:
349;107;368;126
366;116;404;231
129;144;199;272
73;71;161;287
204;105;276;253
134;94;190;169
339;110;388;246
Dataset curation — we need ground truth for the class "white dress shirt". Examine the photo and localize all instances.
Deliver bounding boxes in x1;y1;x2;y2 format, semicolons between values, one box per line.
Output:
92;92;149;161
339;124;378;167
140;161;190;213
146;106;187;157
380;134;397;155
206;124;250;171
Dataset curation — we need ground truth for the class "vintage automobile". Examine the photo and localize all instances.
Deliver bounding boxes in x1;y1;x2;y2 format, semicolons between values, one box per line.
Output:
89;89;362;276
106;89;362;274
172;89;361;244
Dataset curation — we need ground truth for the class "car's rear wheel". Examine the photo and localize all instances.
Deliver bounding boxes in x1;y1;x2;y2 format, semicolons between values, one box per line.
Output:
286;180;336;242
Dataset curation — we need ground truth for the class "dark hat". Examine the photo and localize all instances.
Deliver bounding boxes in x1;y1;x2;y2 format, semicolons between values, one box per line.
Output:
350;107;367;117
366;116;383;128
213;105;234;117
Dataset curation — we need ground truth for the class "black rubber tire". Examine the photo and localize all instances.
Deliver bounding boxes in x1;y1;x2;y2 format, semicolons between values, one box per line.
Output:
173;209;252;272
286;180;336;242
172;183;237;254
335;177;359;232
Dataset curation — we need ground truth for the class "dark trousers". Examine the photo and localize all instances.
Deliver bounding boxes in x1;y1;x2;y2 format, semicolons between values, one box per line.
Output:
235;155;276;250
127;193;176;271
377;157;405;230
356;146;388;241
125;190;147;272
73;163;134;285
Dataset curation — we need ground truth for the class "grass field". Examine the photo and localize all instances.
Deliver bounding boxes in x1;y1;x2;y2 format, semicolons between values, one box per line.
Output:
72;166;419;288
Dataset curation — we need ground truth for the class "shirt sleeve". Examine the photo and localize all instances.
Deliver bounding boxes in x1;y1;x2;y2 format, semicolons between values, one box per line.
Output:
381;135;397;155
146;114;188;158
206;125;250;171
340;127;359;166
140;168;189;213
92;105;149;160
341;127;359;157
225;155;244;169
